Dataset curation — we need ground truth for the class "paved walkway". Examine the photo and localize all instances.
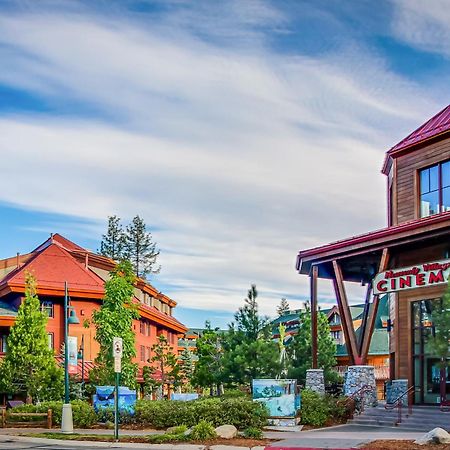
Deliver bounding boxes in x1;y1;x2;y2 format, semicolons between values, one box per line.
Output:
0;424;429;449
266;424;425;449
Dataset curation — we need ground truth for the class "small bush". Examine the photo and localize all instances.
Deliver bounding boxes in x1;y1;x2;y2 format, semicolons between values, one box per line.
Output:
190;420;217;440
243;426;263;439
166;425;188;435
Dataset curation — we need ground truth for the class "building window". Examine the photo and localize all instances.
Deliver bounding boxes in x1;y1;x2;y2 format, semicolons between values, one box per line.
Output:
140;321;145;335
420;161;450;217
0;335;7;353
47;333;54;350
41;301;54;318
331;330;341;341
140;345;145;362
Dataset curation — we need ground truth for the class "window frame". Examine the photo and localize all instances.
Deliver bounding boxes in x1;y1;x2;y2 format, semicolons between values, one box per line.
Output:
41;300;54;318
418;159;450;218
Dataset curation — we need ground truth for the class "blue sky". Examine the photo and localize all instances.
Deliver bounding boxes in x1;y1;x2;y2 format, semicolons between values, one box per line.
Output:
1;0;450;328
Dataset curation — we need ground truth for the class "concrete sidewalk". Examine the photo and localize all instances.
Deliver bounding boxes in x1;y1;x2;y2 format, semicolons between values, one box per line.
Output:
266;424;425;449
0;426;163;436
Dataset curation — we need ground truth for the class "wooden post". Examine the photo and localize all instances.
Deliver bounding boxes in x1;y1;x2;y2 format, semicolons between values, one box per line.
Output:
311;265;318;369
47;409;52;429
360;248;389;363
358;283;373;359
332;260;359;365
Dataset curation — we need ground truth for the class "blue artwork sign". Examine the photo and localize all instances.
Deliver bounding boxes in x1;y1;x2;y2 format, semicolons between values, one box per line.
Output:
93;386;137;415
252;379;299;418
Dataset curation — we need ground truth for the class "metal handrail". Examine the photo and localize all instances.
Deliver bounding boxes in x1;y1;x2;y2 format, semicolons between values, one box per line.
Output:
385;385;417;424
341;384;375;416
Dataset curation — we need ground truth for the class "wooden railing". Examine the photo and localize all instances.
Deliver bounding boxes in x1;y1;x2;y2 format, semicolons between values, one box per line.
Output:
1;408;52;429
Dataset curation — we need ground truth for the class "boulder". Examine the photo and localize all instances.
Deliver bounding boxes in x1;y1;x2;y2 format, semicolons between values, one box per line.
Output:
214;424;238;439
166;426;182;434
414;427;450;445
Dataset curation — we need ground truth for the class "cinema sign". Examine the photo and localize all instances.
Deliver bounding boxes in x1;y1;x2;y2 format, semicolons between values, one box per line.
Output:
373;259;450;295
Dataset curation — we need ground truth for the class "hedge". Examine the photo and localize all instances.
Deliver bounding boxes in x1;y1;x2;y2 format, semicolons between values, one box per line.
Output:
135;397;268;429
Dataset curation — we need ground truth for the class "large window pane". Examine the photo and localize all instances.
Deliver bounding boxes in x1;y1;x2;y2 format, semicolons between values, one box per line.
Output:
443;186;450;213
421;191;439;216
443;161;450;188
429;165;439;191
420;168;430;194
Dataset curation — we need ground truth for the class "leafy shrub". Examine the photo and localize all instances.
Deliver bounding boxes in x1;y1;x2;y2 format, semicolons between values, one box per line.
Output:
10;400;96;428
243;426;263;439
300;389;330;427
300;390;353;427
220;389;249;399
134;397;267;429
190;420;217;440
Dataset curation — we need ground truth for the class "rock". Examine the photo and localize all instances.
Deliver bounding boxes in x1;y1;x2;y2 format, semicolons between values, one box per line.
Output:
166;426;182;434
414;427;450;445
305;369;325;395
214;424;238;439
183;427;193;437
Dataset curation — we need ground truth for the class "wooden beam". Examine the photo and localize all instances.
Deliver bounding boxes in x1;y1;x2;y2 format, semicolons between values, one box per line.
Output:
311;265;318;369
360;248;390;363
332;260;359;365
358;282;373;357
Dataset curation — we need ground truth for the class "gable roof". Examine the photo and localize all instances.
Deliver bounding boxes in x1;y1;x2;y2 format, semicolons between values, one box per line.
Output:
0;242;105;298
383;104;450;174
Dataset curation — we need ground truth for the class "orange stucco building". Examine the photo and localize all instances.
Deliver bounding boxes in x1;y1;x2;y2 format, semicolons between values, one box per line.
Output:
0;233;187;390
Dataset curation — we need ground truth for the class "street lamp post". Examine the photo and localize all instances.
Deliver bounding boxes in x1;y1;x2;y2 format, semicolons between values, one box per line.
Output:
61;281;80;434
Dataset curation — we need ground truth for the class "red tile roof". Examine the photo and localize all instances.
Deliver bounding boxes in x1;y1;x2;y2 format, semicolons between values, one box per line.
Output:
383;104;450;173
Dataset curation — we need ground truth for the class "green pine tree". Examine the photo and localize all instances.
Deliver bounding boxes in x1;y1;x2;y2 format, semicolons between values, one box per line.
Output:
91;260;139;388
125;215;161;278
0;273;64;403
222;285;281;387
277;298;290;316
287;303;337;384
99;215;126;261
179;347;195;382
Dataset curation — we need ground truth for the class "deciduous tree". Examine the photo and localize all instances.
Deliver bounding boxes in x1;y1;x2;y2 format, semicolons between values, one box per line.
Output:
91;260;139;388
0;274;63;403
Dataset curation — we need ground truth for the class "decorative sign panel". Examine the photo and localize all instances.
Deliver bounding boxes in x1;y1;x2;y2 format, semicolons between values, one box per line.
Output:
373;259;450;295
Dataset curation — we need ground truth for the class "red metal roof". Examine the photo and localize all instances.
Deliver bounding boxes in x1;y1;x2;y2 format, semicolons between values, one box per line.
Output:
383;104;450;173
390;105;450;153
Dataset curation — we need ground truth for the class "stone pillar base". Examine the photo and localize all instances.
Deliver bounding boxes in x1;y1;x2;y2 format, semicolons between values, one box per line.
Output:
386;379;408;405
343;365;377;407
305;369;325;395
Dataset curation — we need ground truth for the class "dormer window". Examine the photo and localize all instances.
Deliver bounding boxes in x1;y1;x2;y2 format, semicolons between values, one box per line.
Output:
419;160;450;217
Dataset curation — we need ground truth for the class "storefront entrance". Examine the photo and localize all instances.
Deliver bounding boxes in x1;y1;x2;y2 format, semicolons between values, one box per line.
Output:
412;299;450;404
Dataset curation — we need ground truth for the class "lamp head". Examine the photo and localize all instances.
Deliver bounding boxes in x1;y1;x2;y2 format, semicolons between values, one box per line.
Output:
68;308;80;325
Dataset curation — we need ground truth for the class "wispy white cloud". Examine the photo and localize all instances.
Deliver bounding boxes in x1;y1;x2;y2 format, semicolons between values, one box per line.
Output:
0;2;445;322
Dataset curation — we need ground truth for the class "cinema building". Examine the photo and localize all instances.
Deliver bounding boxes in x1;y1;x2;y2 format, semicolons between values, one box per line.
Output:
296;105;450;405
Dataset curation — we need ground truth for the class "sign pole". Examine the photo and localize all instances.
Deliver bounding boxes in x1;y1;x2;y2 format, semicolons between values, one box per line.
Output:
114;371;120;441
112;337;123;443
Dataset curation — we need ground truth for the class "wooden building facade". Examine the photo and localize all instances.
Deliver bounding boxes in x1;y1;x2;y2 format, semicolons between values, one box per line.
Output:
297;105;450;405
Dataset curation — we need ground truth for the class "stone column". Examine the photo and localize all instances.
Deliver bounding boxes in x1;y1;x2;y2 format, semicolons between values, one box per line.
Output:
305;369;325;395
343;365;377;407
386;379;408;405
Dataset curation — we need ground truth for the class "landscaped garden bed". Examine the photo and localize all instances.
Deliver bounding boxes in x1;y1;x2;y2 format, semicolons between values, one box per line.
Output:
361;440;450;449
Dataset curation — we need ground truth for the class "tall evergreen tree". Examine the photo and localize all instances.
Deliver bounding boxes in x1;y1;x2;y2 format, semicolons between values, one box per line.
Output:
0;273;63;403
125;215;160;278
222;285;281;387
277;298;290;316
99;215;126;261
91;260;139;388
179;347;195;382
287;303;337;384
